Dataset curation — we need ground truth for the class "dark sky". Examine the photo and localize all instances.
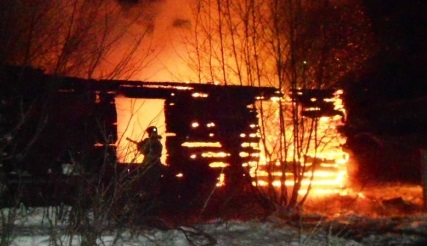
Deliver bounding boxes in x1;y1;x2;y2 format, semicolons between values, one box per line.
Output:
342;1;427;180
343;0;427;137
358;0;427;100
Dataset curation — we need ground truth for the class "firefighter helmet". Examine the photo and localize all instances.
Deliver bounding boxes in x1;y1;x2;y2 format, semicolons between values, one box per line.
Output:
145;126;158;135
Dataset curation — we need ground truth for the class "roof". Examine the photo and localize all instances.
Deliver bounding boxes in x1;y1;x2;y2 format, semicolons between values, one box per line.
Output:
1;65;282;102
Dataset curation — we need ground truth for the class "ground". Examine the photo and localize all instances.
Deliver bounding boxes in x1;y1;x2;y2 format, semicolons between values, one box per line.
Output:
3;182;427;245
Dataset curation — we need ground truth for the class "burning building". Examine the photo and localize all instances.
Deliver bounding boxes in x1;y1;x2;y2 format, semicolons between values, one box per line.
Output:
253;88;349;197
1;65;352;207
0;65;281;203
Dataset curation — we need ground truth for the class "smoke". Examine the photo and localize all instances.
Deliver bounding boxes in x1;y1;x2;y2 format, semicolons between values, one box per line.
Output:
112;0;195;82
136;0;195;81
114;0;194;160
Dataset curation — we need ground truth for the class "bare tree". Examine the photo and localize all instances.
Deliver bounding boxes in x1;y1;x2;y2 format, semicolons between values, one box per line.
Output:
0;1;163;243
0;0;159;79
183;0;375;212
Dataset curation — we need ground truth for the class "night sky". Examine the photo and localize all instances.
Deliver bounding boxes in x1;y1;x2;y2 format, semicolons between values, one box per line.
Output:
342;0;427;182
344;0;427;136
348;0;426;98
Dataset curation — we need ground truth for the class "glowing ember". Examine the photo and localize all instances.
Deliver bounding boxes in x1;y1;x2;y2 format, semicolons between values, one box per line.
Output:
181;141;222;148
201;152;230;158
192;92;209;98
254;89;349;196
217;173;226;187
209;162;230;168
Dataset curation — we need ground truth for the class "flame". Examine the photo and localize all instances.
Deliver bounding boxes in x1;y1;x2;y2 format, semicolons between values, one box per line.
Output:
201;152;230;158
254;90;349;196
192;92;209;98
108;0;350;197
217;173;226;187
181;141;222;148
114;89;349;197
209;162;230;168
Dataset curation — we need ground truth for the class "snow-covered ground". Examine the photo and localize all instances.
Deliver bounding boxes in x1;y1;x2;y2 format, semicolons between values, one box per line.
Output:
3;183;427;245
2;206;361;246
5;208;427;246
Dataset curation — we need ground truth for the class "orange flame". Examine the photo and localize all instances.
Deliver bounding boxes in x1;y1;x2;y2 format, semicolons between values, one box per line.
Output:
254;90;349;196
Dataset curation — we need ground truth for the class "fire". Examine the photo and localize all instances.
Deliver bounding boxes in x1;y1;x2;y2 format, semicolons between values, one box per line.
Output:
254;89;349;196
114;87;349;198
108;0;351;198
181;142;222;148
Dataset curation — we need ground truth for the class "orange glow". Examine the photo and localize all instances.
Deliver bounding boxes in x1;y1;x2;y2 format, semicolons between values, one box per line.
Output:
217;173;225;187
107;0;349;197
132;84;193;90
115;97;166;164
241;142;259;148
181;141;222;148
191;122;200;128
94;0;374;203
201;152;230;158
192;92;209;98
239;152;250;158
207;122;215;128
209;162;230;168
255;90;349;196
358;192;366;199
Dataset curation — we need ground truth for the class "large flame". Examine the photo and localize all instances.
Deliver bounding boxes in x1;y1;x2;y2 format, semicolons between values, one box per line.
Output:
114;88;349;198
111;0;350;197
254;90;349;196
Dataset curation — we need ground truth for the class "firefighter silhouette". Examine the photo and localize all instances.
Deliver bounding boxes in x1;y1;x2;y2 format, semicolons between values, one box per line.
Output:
127;126;162;165
138;126;163;166
127;126;164;194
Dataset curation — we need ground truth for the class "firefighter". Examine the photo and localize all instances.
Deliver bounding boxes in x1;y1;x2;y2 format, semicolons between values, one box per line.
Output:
127;126;164;194
138;126;163;167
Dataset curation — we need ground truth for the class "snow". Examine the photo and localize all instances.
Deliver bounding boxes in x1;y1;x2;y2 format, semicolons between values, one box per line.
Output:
5;207;362;246
3;183;427;245
5;212;427;246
